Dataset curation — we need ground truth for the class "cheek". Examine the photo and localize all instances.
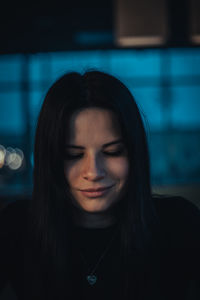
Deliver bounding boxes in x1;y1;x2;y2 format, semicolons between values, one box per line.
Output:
64;162;78;184
108;158;129;179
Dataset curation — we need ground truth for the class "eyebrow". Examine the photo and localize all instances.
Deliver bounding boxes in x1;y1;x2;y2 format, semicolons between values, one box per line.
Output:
65;139;124;149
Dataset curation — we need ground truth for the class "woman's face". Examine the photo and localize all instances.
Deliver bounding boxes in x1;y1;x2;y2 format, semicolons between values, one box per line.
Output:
64;107;129;213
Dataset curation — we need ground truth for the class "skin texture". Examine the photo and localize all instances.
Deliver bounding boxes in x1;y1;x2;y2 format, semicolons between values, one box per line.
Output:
64;108;129;228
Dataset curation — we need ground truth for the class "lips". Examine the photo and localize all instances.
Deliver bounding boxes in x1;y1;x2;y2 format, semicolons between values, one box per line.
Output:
81;186;112;192
80;185;113;198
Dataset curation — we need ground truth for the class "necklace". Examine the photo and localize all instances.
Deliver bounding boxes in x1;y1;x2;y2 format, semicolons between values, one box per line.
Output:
79;227;118;286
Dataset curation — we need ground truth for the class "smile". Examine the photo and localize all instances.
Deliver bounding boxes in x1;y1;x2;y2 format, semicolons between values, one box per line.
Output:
80;186;113;198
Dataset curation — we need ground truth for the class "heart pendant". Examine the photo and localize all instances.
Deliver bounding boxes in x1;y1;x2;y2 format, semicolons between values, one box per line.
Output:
87;275;97;285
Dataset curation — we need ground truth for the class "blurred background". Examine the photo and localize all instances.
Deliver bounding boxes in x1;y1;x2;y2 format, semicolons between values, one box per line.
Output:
0;0;200;210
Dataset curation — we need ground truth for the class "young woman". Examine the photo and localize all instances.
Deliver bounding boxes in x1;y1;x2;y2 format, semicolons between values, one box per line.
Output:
0;70;200;300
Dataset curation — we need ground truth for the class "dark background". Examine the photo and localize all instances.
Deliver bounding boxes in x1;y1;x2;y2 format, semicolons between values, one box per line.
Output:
0;0;199;54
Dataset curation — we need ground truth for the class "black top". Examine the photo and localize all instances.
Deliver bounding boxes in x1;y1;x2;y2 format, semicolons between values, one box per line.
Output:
0;196;200;300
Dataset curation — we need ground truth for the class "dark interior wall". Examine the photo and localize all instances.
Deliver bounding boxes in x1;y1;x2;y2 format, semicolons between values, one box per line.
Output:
0;1;114;54
0;0;199;54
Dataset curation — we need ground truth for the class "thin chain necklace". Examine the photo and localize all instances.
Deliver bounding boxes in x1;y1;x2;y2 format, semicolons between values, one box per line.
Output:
79;227;118;286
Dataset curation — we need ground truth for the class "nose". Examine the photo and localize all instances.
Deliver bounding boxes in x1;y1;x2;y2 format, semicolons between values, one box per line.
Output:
82;155;106;181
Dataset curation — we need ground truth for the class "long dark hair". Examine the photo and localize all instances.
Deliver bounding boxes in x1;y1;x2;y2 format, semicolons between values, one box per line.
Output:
29;70;160;297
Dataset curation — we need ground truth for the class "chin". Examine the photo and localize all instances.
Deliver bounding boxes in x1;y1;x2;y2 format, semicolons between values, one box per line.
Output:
81;204;109;214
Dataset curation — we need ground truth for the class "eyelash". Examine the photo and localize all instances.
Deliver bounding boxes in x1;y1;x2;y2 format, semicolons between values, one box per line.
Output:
64;149;124;160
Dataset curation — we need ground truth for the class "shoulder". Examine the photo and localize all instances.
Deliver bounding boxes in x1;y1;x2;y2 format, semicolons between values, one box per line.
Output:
153;194;200;248
152;194;200;280
153;194;200;224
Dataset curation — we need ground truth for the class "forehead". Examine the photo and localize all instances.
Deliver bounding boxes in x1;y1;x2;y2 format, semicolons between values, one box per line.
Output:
67;108;122;142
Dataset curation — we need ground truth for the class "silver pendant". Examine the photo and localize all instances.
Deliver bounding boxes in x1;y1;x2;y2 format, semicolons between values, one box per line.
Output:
87;275;97;285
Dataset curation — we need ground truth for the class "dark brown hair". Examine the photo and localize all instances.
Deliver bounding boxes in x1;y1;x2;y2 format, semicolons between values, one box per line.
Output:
29;70;160;298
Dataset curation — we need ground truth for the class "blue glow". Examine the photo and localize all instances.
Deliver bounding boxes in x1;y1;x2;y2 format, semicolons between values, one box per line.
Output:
170;48;200;76
1;49;200;133
0;54;22;81
1;48;200;185
130;86;163;131
0;92;25;135
109;50;161;77
171;86;200;129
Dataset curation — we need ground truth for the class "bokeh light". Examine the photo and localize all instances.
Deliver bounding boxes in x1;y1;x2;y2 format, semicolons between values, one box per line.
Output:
0;145;6;168
0;146;24;170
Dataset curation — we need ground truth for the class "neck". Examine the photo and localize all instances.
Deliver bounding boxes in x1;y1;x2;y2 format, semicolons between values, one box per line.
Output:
70;205;117;229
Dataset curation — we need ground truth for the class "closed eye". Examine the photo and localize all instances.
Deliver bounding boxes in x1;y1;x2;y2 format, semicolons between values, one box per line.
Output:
104;149;124;156
64;153;83;160
64;149;125;160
